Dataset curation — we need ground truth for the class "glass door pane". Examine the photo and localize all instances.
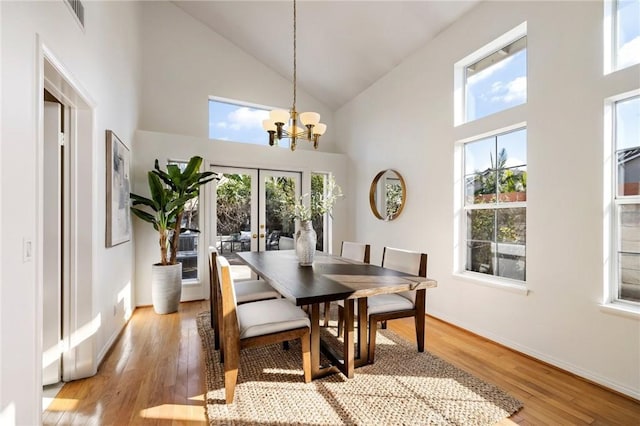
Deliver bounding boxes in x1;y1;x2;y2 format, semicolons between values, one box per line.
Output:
259;170;301;252
212;167;258;281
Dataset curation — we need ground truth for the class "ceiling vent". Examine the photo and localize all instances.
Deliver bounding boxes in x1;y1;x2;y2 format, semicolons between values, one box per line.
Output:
65;0;85;29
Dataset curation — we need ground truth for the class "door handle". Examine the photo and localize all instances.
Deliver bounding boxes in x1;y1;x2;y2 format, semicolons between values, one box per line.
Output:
252;234;258;239
259;233;265;238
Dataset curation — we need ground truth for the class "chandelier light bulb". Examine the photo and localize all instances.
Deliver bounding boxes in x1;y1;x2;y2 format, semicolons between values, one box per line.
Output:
313;123;327;136
269;109;290;125
262;119;276;132
299;112;320;127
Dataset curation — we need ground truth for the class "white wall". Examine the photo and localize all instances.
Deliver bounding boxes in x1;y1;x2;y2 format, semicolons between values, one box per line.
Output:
0;0;4;422
133;1;347;307
138;1;336;153
133;131;347;306
336;0;640;398
0;1;140;424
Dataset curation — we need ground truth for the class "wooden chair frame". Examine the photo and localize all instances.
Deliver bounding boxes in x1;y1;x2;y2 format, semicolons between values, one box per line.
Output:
324;242;371;326
368;248;427;363
217;256;311;403
337;247;428;363
210;251;280;352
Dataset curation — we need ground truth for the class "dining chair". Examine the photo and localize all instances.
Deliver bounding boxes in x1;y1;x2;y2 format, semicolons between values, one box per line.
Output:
337;246;428;364
324;241;371;326
216;255;311;403
209;249;281;351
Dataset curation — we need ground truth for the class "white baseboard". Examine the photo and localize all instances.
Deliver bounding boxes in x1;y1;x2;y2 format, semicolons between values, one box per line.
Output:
428;310;640;401
96;314;131;368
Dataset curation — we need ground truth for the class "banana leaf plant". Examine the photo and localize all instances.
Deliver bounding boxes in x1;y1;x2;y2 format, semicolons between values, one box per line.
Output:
130;156;219;265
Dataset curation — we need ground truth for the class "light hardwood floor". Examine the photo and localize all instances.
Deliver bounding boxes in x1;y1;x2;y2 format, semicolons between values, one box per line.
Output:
44;300;640;425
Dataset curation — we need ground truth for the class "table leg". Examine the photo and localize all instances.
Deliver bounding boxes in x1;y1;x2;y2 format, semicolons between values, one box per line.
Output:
342;299;354;379
310;303;321;378
415;289;426;352
310;303;340;380
355;297;368;367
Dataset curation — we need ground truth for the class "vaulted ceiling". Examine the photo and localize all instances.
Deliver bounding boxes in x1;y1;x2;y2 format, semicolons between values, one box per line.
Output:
173;1;480;110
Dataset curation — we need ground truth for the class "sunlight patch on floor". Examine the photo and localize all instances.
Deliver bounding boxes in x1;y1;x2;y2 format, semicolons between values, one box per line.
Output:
139;404;206;421
42;383;65;412
43;397;79;412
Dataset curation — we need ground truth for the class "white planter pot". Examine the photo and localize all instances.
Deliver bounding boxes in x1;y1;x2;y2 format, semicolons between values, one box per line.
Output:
151;263;182;314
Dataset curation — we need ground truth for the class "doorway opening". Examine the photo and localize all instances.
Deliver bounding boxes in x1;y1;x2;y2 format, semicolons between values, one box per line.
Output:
38;44;96;415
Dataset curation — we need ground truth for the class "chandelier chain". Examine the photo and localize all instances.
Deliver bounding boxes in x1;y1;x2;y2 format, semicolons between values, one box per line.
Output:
293;0;297;111
263;0;324;151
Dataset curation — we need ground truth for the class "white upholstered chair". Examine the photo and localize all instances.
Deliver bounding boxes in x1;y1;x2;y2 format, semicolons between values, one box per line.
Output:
216;255;311;403
323;242;371;326
209;249;281;350
338;246;428;363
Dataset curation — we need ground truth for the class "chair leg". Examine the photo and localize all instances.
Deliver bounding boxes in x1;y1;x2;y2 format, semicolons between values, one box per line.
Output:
224;345;240;404
301;331;311;383
323;302;331;327
414;313;425;353
381;320;387;329
368;316;378;364
337;306;344;337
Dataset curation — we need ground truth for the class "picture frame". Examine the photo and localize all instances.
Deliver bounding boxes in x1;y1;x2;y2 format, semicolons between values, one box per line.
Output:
106;130;131;247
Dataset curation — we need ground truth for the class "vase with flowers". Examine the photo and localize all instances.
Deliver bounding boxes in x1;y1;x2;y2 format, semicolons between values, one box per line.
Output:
290;176;342;265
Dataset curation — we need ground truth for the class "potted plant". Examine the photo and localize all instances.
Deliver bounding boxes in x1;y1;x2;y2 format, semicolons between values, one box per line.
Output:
131;156;218;314
289;176;342;265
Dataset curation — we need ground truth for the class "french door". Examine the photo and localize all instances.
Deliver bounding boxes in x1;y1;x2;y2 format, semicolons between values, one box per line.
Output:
211;166;301;255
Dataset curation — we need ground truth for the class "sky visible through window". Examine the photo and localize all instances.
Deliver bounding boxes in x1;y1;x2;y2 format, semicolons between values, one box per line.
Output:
466;49;527;122
465;128;527;175
616;0;640;69
209;100;281;147
616;96;640;151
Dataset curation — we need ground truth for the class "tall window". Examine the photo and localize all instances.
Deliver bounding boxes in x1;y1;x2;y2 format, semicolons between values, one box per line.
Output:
613;0;640;71
613;95;640;304
169;160;201;282
463;128;527;282
209;98;275;146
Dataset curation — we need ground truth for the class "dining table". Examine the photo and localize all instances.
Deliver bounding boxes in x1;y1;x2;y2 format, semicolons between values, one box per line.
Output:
237;250;438;379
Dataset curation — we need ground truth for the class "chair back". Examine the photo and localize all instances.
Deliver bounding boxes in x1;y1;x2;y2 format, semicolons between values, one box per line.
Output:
341;241;371;263
216;255;241;343
209;247;218;328
382;247;428;303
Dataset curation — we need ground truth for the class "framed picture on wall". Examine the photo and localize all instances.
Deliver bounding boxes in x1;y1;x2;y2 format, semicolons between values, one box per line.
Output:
106;130;131;247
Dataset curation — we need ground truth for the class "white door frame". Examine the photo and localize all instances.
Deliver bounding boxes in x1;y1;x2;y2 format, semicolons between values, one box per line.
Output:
36;38;97;417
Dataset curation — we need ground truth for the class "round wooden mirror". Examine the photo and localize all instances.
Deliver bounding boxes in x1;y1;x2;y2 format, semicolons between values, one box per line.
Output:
369;169;406;221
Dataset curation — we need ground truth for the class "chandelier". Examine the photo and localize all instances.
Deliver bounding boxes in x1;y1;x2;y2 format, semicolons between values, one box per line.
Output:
262;0;326;151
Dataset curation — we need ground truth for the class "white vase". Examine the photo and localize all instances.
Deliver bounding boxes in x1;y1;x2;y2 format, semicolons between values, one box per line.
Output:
151;263;182;314
295;220;317;266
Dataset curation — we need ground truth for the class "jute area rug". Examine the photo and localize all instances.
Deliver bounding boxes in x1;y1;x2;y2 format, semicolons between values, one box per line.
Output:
196;312;522;425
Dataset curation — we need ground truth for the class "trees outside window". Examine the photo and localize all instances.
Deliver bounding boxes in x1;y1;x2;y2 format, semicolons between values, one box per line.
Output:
463;128;527;281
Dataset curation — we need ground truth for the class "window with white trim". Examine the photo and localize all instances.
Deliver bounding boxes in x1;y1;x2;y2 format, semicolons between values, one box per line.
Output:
454;23;527;125
168;160;202;282
463;128;527;282
209;97;290;148
613;95;640;304
608;0;640;72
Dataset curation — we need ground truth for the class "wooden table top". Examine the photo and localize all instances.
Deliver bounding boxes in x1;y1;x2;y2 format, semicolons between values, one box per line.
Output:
237;250;438;306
